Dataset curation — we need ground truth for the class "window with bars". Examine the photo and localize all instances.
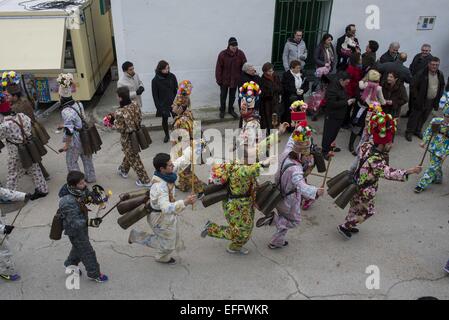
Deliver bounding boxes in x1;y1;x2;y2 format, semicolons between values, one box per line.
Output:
272;0;333;71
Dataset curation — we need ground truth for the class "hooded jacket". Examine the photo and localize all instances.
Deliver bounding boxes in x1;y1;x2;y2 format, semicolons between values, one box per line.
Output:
58;184;89;237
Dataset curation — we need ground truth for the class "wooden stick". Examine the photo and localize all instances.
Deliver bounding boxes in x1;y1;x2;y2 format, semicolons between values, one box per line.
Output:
0;206;24;247
419;134;434;167
191;141;195;210
321;158;332;188
45;144;60;155
100;201;121;220
309;172;334;179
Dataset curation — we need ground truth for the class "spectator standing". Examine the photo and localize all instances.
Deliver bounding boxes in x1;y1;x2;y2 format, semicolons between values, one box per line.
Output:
336;24;360;71
215;37;247;120
410;44;433;76
151;60;178;143
281;60;310;127
382;72;408;119
283;30;308;71
260;62;282;134
362;40;379;74
406;57;445;141
314;34;336;72
376;53;412;84
118;61;145;108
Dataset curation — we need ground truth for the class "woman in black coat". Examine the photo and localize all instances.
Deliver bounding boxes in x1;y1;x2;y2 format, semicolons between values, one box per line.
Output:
260;62;282;134
151;60;178;143
281;60;310;127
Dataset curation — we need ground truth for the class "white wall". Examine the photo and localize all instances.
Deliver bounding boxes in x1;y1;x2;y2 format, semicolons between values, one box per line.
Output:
329;0;449;76
111;0;276;113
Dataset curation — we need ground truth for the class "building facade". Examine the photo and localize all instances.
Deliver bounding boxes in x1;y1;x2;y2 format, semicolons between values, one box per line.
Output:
111;0;449;113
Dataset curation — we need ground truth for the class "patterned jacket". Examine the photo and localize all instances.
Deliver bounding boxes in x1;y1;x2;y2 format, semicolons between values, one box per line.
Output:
61;102;85;149
0;188;26;232
422;118;449;159
355;142;407;192
0;113;32;146
114;102;142;136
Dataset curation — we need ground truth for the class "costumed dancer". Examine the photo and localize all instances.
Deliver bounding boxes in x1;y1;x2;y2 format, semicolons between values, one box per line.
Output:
4;72;51;180
110;87;152;188
59;171;108;283
258;123;325;249
201;82;289;255
414;95;449;193
128;153;197;265
338;112;422;239
0;100;48;199
0;188;31;281
171;80;206;193
58;73;97;183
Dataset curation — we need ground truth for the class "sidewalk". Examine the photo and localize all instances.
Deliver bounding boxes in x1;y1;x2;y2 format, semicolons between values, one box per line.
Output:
91;80;238;131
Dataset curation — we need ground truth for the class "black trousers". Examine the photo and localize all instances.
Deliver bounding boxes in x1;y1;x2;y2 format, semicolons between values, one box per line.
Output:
65;232;100;279
220;86;237;113
406;99;434;134
322;116;345;155
162;116;169;137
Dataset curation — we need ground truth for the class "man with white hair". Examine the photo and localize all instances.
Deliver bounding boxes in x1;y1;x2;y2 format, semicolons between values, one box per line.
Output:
379;42;400;64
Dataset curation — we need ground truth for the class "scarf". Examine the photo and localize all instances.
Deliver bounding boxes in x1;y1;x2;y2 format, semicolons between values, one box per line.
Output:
263;73;274;82
290;71;303;90
361;81;380;103
154;171;178;184
67;184;88;199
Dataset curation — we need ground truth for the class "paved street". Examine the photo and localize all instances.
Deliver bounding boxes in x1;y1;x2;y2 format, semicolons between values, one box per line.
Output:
0;107;448;300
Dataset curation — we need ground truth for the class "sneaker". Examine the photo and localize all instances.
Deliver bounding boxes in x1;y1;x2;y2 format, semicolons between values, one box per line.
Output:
434;179;443;185
414;132;423;140
0;274;21;282
256;214;275;228
302;199;315;211
444;262;449;274
117;166;128;179
200;221;212;238
226;246;250;255
414;187;424;194
136;180;152;188
128;229;137;244
333;147;341;153
219;112;225;119
337;225;352;240
164;136;170;143
157;258;177;265
268;241;289;250
65;265;82;276
405;133;413;142
349;228;360;234
88;273;109;283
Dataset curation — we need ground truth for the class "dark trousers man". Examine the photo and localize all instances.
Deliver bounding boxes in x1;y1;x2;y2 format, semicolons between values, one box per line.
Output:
220;86;237;115
65;231;100;279
406;99;434;137
322;116;345;156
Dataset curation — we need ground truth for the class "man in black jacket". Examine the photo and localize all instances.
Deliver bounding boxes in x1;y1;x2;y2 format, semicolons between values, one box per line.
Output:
379;42;400;64
406;57;446;141
321;72;356;158
336;24;359;71
376;53;412;84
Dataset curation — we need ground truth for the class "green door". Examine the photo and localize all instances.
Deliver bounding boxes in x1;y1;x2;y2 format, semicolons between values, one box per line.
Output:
272;0;333;71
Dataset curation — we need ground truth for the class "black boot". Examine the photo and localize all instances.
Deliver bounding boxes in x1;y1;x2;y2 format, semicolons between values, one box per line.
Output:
349;133;357;156
30;189;48;201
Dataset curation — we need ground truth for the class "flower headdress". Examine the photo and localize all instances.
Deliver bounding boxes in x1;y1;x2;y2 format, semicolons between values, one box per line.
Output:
369;111;397;145
292;123;315;143
57;73;74;89
177;80;193;97
290;100;308;112
239;81;261;103
1;71;20;88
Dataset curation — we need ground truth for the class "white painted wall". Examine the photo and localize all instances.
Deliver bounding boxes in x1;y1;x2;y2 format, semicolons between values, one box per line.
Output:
111;0;276;113
329;0;449;76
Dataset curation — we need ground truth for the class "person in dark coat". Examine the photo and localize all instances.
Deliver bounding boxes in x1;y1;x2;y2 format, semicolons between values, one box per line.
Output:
336;24;359;71
403;44;433;119
314;33;336;72
379;42;400;64
382;72;408;119
215;37;247;119
406;57;446;141
321;72;356;158
344;52;363;129
376;53;412;84
281;60;310;129
260;62;282;135
151;60;178;143
362;40;379;75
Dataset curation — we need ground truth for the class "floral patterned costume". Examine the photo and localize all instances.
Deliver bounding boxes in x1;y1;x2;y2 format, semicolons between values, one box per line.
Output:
342;142;407;229
172;109;205;193
206;162;261;251
416;118;449;189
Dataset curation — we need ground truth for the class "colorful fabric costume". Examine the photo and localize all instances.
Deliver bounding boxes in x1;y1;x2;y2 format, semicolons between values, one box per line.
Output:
114;102;151;184
270;134;318;248
416;102;449;190
129;149;192;263
171;81;205;193
341;112;408;231
0;113;48;194
0;188;26;277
